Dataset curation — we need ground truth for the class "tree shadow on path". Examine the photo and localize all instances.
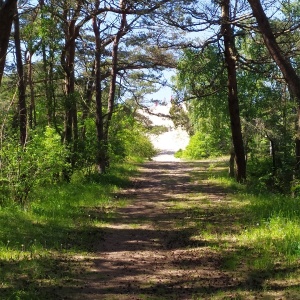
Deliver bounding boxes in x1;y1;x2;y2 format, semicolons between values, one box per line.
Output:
41;160;299;299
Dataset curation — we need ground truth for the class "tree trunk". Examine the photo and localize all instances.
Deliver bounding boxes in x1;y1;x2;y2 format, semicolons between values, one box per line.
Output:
42;42;53;126
40;0;56;129
62;36;77;147
92;10;107;174
61;2;82;179
81;61;95;139
247;0;300;171
26;52;36;129
0;0;17;85
221;0;246;182
102;0;128;170
14;7;27;146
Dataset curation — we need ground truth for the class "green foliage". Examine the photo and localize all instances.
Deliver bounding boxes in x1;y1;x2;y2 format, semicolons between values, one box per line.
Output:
169;101;192;134
76;108;157;176
122;128;157;161
0;127;68;206
246;136;295;193
0;161;136;299
179;132;210;159
108;107;157;162
147;125;168;135
177;46;226;92
174;148;183;158
76;118;98;173
175;46;231;160
177;130;229;160
207;159;300;270
175;37;296;188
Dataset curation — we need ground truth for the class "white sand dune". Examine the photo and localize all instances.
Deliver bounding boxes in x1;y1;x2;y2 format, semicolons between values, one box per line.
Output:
140;104;190;162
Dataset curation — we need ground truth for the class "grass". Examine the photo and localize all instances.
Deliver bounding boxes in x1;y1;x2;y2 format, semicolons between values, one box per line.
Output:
169;158;300;299
2;157;300;299
210;163;300;263
0;162;137;299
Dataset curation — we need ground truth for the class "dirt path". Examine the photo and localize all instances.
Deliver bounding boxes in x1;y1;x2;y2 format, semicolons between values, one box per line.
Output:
61;160;245;300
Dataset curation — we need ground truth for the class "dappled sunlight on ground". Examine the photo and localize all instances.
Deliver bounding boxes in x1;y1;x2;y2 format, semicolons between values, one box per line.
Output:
17;158;298;299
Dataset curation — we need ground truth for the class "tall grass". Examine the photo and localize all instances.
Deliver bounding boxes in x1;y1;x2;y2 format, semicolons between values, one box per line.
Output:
0;162;136;299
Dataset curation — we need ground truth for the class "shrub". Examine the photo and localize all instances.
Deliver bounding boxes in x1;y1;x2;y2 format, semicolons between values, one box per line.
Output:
179;132;210;159
0;127;68;206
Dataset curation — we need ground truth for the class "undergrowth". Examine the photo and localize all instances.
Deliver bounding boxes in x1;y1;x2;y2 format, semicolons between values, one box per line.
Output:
0;162;136;299
168;158;300;299
205;159;300;271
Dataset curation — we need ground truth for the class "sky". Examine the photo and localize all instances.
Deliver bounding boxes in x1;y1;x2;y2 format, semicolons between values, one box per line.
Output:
145;70;176;104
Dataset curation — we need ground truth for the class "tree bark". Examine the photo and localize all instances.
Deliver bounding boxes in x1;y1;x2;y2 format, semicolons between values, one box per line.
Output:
26;52;36;129
229;145;235;178
81;62;95;139
14;6;27;146
60;1;83;179
104;0;128;161
0;0;17;85
62;21;78;147
40;0;56;129
247;0;300;170
92;6;106;174
221;0;247;182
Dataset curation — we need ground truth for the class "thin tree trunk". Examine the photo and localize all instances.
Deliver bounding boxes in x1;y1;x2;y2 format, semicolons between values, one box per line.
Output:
61;2;82;179
102;0;128;170
229;145;235;178
221;0;246;182
247;0;300;171
40;0;55;127
62;38;76;147
14;7;27;146
269;139;277;175
42;42;52;125
81;61;95;139
26;52;36;129
92;7;107;174
0;0;17;85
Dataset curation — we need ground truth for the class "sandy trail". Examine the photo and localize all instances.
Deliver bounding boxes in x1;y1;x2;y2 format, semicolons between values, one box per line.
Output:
59;108;237;299
57;107;298;300
65;160;234;300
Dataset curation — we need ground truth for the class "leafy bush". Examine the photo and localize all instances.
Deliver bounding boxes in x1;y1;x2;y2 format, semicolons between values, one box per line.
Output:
109;108;157;162
247;156;294;193
125;130;157;161
77;110;157;174
111;127;157;162
76;118;99;173
183;132;210;158
174;149;183;158
177;131;226;159
0;127;68;206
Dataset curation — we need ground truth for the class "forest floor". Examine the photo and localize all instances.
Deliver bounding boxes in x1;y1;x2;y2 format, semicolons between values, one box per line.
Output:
57;158;300;300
